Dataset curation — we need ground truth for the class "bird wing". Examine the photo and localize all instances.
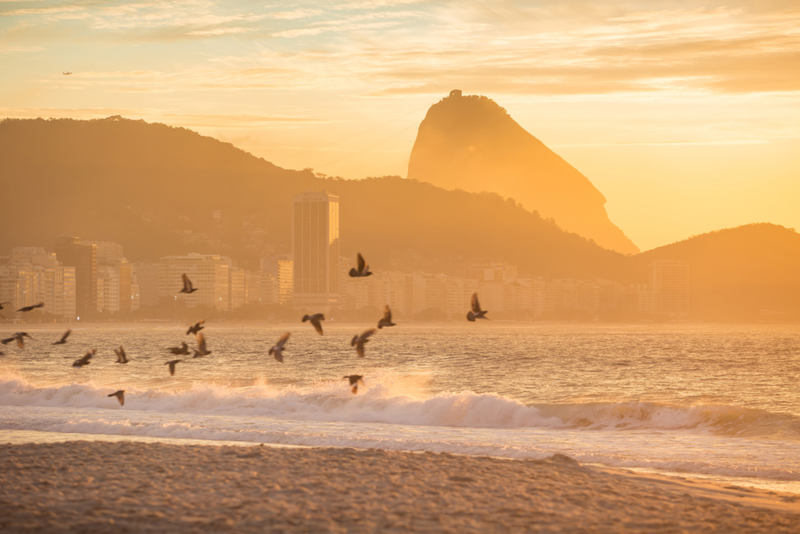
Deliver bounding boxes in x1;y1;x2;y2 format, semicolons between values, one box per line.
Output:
197;332;207;353
471;293;481;313
311;318;323;335
357;253;366;273
362;328;377;341
61;329;71;343
182;274;192;291
384;305;392;322
277;332;290;348
356;341;366;358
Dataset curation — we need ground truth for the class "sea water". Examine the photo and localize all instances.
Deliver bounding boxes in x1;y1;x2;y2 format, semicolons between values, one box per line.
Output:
1;323;799;493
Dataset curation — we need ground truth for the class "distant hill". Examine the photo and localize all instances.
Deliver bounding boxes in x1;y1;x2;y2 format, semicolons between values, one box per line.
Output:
635;223;800;321
0;116;630;280
3;117;798;321
407;91;639;255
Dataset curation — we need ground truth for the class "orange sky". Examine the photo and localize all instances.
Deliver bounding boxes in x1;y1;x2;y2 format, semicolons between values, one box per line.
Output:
1;0;798;251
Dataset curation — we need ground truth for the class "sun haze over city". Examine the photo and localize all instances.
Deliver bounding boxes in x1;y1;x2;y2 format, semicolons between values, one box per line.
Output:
2;1;800;533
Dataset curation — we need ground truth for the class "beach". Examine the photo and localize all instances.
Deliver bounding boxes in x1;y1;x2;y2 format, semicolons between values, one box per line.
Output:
1;441;798;533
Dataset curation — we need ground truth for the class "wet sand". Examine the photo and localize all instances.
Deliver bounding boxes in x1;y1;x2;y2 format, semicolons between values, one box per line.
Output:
1;441;798;533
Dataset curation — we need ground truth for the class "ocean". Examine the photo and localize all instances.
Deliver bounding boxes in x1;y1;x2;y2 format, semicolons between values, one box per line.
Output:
2;323;799;493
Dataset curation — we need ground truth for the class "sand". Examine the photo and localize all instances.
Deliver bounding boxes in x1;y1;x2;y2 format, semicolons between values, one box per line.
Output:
1;442;799;533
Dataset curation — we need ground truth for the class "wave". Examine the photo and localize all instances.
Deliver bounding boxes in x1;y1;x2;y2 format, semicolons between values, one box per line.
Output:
1;374;799;440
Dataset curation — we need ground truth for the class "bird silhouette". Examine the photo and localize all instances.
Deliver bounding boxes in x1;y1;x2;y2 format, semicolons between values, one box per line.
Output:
17;302;44;313
378;305;396;329
108;390;125;406
179;274;198;294
166;359;182;376
0;302;9;310
63;72;72;75
73;349;95;368
302;313;325;335
193;332;211;357
351;329;377;358
186;320;204;336
168;342;190;355
53;329;71;345
343;375;364;394
467;293;488;321
349;253;373;277
114;346;129;364
2;332;33;349
269;332;291;363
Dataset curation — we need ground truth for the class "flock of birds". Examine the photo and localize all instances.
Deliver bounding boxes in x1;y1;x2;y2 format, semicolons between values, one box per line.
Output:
0;253;490;407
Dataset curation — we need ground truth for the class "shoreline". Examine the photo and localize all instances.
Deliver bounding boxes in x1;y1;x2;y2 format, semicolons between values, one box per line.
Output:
4;428;800;498
2;440;799;533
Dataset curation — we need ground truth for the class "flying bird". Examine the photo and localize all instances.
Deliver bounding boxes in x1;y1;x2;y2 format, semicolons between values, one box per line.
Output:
63;72;72;75
377;305;395;329
166;359;182;376
2;332;33;349
108;390;125;406
53;329;72;345
168;342;190;355
114;346;129;364
193;332;211;358
349;253;372;277
302;313;325;335
351;328;377;358
179;274;198;294
0;302;10;310
269;332;290;363
73;349;95;368
17;302;44;313
186;320;204;336
343;375;364;394
467;293;488;321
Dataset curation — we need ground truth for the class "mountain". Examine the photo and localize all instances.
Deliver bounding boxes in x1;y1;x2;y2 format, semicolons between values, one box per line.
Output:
635;223;800;321
0;116;630;280
407;91;639;255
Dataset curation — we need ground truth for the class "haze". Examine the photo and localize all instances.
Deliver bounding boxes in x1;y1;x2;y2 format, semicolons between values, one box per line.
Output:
2;0;800;249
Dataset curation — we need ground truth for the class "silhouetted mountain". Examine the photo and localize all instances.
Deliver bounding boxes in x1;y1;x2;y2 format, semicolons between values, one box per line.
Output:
407;91;639;255
635;223;800;321
0;117;630;280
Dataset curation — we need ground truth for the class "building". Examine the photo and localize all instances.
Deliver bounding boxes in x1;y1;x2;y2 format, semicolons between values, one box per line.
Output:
81;240;124;262
649;260;689;318
55;236;97;318
261;257;293;305
158;253;232;311
1;248;76;318
292;191;340;312
132;263;160;308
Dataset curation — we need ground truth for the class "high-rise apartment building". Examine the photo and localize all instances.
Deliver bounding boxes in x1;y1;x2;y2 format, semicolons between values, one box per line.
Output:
292;191;340;311
649;260;689;318
260;257;294;305
55;236;97;318
1;248;76;318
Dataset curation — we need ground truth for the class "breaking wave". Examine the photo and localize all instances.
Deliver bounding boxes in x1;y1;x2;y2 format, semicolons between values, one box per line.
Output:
2;374;798;440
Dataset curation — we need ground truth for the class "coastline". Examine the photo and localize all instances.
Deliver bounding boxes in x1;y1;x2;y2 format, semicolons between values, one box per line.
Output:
2;440;798;533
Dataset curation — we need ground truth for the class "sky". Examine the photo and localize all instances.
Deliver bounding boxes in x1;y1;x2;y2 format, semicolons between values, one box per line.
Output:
1;0;799;251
